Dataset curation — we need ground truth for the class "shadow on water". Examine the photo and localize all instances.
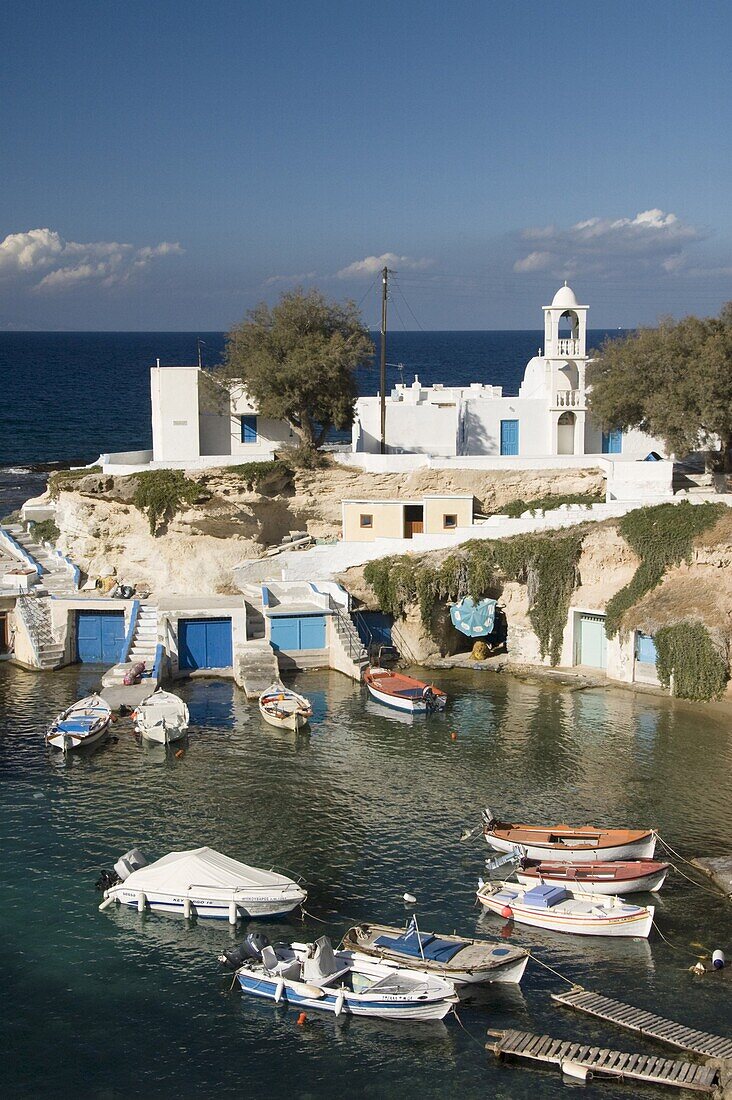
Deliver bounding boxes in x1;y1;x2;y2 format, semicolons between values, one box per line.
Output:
1;662;731;1098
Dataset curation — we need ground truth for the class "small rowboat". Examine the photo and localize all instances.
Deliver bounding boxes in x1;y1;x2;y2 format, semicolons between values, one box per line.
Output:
482;809;656;863
516;859;670;895
340;921;529;985
231;935;458;1020
46;693;112;753
133;688;189;745
258;681;312;732
364;666;446;714
477;879;654;938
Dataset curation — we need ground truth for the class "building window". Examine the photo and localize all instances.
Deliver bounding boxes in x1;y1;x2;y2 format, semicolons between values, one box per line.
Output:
635;632;657;664
602;428;622;454
500;419;519;456
241;415;258;444
359;514;373;528
443;514;457;528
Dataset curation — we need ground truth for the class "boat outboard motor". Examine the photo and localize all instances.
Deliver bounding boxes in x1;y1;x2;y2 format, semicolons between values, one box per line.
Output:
95;868;119;891
218;933;271;969
481;807;497;830
113;848;147;882
422;686;438;714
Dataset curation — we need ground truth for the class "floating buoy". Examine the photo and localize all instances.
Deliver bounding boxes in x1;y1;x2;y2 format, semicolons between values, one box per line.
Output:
228;902;238;926
274;979;285;1003
450;731;457;741
175;748;185;759
501;905;513;919
562;1060;592;1082
691;961;706;975
334;990;346;1017
403;892;416;904
713;949;726;970
183;898;192;919
98;895;113;911
137;891;146;913
296;1012;307;1026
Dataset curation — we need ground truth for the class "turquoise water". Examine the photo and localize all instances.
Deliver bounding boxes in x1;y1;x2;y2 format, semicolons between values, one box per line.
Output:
2;663;731;1098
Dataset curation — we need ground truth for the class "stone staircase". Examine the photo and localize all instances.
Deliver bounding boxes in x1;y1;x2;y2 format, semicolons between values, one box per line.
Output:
16;595;66;669
102;603;159;686
3;523;77;595
331;606;369;680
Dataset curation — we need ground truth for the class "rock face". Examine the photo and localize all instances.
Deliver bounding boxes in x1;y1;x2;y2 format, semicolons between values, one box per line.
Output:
48;462;605;596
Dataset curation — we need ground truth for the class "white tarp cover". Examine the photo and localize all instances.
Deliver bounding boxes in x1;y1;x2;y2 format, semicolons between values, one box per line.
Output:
122;847;298;894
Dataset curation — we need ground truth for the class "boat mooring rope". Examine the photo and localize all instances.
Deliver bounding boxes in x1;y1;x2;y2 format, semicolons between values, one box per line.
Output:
452;1005;491;1051
527;952;577;987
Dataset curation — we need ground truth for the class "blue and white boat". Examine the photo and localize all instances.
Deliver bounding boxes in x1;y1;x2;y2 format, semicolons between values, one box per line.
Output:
230;935;458;1020
46;693;112;753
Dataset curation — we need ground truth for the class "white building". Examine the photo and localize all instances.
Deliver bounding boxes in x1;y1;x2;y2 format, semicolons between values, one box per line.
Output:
353;284;664;460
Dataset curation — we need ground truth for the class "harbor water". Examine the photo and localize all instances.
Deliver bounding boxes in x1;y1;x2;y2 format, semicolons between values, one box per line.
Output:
2;662;730;1098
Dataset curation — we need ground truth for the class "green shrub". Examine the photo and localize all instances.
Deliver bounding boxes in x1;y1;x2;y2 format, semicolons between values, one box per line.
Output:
229;460;281;488
133;470;203;535
48;465;102;499
31;519;60;543
605;501;725;636
655;621;728;701
498;491;605;519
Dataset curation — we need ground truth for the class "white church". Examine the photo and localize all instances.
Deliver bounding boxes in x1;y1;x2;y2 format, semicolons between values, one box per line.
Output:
353;284;663;459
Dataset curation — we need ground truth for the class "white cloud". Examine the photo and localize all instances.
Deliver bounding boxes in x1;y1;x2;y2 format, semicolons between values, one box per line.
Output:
515;209;701;276
0;228;183;292
336;252;434;279
263;271;317;287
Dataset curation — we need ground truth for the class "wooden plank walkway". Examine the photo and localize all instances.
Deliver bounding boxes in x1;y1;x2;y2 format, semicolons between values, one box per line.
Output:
486;1029;719;1092
552;987;732;1060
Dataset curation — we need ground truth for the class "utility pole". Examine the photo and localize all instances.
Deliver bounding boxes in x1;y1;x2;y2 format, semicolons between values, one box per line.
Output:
380;265;388;453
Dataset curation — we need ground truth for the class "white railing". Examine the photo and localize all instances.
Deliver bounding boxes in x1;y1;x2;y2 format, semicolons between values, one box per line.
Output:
554;390;583;408
556;339;580;356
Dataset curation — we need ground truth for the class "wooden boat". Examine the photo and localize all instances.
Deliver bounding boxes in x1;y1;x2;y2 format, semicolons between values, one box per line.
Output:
100;846;307;921
46;693;112;753
516;859;670;895
258;681;312;731
477;880;654;938
231;935;458;1020
340;921;529;985
133;688;189;745
364;666;447;714
482;810;656;863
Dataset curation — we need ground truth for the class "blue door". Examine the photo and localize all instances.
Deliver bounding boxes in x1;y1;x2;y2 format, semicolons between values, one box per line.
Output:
355;611;393;648
240;415;258;443
602;429;622;454
500;419;519;456
178;618;233;670
270;615;326;651
76;610;126;663
635;632;657;664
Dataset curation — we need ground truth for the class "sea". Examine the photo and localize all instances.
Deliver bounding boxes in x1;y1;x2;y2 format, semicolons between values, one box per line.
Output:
2;332;730;1099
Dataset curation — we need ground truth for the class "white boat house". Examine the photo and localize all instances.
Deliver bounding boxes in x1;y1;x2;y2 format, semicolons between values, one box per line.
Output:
352;285;664;460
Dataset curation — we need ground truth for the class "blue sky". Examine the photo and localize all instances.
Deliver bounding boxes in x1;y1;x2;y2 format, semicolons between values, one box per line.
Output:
1;0;730;330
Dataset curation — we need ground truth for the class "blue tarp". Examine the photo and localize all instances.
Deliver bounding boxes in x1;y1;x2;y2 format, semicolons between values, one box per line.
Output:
373;932;464;963
450;597;497;637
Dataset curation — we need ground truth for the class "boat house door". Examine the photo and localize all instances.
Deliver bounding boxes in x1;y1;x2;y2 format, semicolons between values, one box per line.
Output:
575;612;607;669
403;505;424;539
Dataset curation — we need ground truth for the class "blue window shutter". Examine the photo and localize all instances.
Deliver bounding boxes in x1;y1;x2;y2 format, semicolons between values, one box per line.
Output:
602;429;622;454
500;419;519;456
241;415;258;443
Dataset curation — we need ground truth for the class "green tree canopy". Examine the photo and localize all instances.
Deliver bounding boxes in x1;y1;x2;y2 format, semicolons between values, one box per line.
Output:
587;303;732;470
218;288;374;451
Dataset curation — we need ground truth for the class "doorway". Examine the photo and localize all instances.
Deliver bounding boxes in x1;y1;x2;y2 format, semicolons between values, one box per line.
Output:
403;505;424;539
557;411;576;455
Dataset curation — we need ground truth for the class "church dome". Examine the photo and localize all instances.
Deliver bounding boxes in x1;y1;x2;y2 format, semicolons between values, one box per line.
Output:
551;283;579;309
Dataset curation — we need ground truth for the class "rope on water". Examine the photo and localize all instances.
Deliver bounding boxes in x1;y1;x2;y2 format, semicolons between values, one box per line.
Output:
452;1006;491;1051
527;952;578;988
667;860;728;898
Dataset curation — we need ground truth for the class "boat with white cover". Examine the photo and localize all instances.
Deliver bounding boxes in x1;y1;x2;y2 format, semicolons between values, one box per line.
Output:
477;880;654;938
99;846;307;922
340;920;529;985
133;688;189;745
46;693;112;753
228;934;458;1020
516;859;670;895
482;809;656;864
364;667;446;714
258;682;312;732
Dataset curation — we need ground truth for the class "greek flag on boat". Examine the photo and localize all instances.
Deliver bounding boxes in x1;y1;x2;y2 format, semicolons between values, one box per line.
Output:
404;915;418;939
450;597;497;637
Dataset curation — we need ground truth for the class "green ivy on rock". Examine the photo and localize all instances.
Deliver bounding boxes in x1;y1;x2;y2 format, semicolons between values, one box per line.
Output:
655;621;728;701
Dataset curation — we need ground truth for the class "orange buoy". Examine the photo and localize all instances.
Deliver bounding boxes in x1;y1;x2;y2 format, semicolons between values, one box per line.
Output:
175;748;185;759
501;905;513;918
450;731;457;741
296;1012;307;1026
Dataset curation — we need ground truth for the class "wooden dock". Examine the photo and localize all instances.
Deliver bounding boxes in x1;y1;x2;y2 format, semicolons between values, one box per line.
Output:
553;987;732;1060
486;1029;719;1092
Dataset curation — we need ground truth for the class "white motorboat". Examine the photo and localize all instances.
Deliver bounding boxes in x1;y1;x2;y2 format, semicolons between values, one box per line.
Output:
482;809;656;864
477;880;654;938
99;846;307;922
46;693;112;753
227;934;458;1020
515;859;670;895
258;682;312;732
133;688;189;745
340;920;529;985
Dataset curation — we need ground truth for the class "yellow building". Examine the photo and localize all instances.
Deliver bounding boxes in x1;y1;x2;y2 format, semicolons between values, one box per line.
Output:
341;495;474;542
